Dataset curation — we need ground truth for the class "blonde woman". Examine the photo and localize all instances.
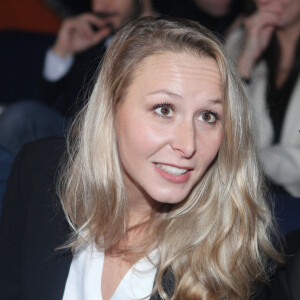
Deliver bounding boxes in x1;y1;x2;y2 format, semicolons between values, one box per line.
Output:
0;17;282;300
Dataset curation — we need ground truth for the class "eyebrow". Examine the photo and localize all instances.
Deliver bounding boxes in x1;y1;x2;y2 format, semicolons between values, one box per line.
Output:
207;99;223;105
146;89;223;105
146;89;182;99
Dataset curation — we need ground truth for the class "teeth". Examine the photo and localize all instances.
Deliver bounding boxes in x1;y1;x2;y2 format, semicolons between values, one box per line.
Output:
156;163;188;175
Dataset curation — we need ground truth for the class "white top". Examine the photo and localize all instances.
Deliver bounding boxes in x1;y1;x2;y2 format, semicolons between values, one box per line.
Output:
43;49;74;82
62;244;158;300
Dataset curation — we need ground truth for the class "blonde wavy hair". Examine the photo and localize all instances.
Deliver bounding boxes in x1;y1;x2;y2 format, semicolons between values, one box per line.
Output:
58;17;283;299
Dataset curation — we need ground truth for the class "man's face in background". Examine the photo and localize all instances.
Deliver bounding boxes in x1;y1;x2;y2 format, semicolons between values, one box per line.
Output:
91;0;143;30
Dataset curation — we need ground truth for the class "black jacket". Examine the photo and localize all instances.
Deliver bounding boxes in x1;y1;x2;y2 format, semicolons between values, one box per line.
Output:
267;228;300;300
38;43;106;118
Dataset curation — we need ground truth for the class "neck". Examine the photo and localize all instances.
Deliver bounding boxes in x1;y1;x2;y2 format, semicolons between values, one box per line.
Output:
127;201;152;228
122;171;160;228
111;199;157;259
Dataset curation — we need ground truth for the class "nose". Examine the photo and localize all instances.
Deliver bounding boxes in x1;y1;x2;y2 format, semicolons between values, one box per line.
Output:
171;120;196;158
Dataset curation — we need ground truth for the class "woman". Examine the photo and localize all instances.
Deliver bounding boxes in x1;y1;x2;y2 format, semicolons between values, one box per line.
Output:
0;17;282;299
226;0;300;197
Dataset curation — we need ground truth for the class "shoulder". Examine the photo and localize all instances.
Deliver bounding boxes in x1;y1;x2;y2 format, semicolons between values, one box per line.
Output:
0;137;72;300
5;136;70;248
16;136;66;176
9;137;67;206
267;228;300;299
19;136;66;161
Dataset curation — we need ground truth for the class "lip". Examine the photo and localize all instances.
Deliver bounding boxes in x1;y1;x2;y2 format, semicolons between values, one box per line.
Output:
155;162;193;170
153;162;193;183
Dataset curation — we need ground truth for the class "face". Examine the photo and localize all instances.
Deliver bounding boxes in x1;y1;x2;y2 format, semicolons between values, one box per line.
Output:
255;0;300;28
115;52;223;208
193;0;232;17
91;0;140;29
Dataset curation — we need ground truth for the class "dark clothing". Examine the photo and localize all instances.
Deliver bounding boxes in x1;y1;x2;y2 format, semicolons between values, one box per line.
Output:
267;228;300;300
0;30;55;105
0;138;283;299
0;137;71;299
0;41;105;162
266;36;300;144
0;100;68;154
38;42;106;117
0;147;14;217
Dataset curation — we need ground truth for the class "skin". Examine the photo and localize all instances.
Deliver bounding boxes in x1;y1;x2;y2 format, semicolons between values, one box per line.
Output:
193;0;232;17
52;0;140;57
102;51;223;300
237;0;300;83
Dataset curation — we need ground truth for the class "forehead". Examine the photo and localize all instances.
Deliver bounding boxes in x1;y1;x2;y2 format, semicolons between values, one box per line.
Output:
131;52;223;95
119;51;224;111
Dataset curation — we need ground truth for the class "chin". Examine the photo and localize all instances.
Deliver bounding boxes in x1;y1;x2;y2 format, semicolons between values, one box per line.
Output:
148;189;189;205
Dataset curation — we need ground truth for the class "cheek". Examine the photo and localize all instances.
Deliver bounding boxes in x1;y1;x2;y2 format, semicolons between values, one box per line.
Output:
117;116;165;161
196;130;223;164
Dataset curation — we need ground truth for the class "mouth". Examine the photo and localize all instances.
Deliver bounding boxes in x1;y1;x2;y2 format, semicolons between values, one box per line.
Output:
154;163;189;175
93;12;118;32
153;163;192;184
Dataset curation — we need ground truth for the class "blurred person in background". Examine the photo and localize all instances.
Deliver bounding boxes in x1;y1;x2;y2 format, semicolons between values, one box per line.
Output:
0;0;153;214
39;0;152;117
226;0;300;197
43;0;153;19
152;0;244;39
42;0;90;18
0;0;153;154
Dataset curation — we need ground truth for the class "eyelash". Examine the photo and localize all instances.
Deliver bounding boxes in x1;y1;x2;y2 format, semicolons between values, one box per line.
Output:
200;110;220;125
151;102;220;125
152;102;174;118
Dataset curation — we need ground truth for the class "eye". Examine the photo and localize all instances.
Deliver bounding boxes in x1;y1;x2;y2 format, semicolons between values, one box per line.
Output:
153;103;174;117
198;111;218;124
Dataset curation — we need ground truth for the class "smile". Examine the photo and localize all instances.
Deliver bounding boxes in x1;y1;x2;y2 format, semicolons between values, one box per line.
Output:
155;163;188;175
153;163;192;184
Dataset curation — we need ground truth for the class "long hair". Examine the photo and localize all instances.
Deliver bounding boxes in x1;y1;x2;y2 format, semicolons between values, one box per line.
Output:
58;17;283;299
